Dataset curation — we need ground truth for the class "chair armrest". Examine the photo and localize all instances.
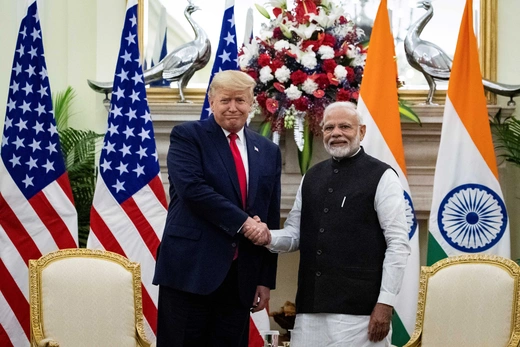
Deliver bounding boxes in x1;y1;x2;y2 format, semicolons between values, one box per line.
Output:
403;334;421;347
136;326;152;347
34;338;60;347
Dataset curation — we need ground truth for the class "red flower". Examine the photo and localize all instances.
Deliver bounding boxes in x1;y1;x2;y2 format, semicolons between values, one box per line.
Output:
294;0;318;24
337;89;351;101
301;33;325;52
327;73;339;86
256;92;268;108
258;54;271;67
322;34;336;47
290;70;308;85
338;15;347;24
346;67;355;83
246;70;258;80
335;42;349;57
315;73;330;89
313;90;325;98
273;7;283;18
322;59;337;74
273;82;286;92
266;98;279;114
292;96;309;111
273;27;284;40
271;59;284;71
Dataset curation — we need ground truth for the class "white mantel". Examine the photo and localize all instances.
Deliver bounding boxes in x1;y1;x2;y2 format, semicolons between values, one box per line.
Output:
149;101;516;222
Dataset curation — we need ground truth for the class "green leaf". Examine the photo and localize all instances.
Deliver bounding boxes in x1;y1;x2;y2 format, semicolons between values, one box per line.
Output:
398;101;421;124
279;23;293;39
490;110;520;168
258;121;272;138
53;86;76;131
297;123;313;175
255;3;271;19
53;86;104;247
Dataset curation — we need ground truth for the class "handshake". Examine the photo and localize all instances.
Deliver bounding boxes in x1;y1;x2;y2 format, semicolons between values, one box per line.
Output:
241;216;271;246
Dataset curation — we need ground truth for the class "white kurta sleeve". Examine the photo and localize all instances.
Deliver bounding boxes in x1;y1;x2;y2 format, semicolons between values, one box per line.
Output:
375;169;411;307
267;177;304;253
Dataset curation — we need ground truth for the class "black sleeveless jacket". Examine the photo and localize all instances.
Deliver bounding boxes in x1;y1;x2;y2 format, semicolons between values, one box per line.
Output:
296;148;391;315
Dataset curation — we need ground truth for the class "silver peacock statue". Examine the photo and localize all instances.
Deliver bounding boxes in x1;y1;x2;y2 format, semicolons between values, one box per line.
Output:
405;0;520;105
88;0;211;103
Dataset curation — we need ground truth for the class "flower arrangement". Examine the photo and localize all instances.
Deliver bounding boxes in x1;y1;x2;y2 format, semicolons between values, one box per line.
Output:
239;0;367;171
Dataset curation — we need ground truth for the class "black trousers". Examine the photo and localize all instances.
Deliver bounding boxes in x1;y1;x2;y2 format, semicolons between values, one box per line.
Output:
156;262;250;347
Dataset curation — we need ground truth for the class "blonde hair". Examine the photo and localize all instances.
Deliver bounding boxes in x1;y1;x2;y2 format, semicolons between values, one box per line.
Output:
322;101;364;125
208;70;256;100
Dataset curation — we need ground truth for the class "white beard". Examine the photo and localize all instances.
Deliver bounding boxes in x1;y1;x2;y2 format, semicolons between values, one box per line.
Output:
324;138;360;159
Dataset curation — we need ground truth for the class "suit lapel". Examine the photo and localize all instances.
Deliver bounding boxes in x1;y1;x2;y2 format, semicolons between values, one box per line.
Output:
204;117;242;204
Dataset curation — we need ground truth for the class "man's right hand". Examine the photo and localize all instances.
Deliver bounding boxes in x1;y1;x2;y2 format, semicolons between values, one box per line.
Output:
242;216;271;246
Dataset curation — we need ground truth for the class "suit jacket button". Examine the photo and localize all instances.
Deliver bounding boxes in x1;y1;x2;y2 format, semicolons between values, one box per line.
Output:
316;271;322;277
232;242;237;247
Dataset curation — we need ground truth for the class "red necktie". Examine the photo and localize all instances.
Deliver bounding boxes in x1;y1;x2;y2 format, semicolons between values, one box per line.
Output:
228;133;247;209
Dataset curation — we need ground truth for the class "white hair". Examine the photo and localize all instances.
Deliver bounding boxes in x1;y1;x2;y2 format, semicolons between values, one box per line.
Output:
322;101;364;125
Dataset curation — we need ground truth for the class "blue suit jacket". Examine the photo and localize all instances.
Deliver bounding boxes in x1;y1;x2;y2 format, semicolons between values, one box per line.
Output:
153;116;281;307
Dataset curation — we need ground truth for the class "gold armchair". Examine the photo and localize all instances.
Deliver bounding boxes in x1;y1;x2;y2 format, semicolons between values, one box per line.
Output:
404;254;520;347
29;248;153;347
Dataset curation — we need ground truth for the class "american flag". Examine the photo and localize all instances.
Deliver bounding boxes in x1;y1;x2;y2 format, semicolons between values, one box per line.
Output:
86;0;167;339
200;0;239;119
0;1;78;345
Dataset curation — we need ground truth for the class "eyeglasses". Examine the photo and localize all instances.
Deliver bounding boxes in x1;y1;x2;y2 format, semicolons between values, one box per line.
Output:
322;123;361;134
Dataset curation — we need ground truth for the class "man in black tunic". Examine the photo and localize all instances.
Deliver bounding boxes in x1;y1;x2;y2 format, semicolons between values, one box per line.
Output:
266;101;410;346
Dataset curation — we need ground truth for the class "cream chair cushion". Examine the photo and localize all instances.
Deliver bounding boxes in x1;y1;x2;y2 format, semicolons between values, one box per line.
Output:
30;249;152;347
422;262;514;346
404;255;520;347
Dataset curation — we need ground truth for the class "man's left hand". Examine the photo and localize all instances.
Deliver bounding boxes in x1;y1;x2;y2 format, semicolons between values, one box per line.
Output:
251;285;270;313
368;303;393;342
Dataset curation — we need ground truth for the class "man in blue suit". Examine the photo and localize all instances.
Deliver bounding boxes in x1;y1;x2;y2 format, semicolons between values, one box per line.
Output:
153;70;281;347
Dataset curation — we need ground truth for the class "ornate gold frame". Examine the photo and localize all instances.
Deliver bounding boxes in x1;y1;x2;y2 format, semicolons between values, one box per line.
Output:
137;0;497;105
29;248;151;347
404;254;520;347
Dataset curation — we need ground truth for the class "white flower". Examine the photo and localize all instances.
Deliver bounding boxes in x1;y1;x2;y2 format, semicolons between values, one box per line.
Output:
318;45;335;60
274;40;290;51
259;66;274;84
347;44;366;66
288;43;303;60
331;23;355;39
275;65;291;83
300;49;317;69
307;8;339;28
293;23;320;39
285;84;302;100
239;56;250;70
334;65;347;81
266;0;287;9
302;79;318;95
356;27;366;39
354;53;366;66
346;44;358;59
239;41;259;69
260;27;273;40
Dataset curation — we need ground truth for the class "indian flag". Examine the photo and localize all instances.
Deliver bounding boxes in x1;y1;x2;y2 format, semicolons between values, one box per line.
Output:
427;0;510;265
357;0;419;345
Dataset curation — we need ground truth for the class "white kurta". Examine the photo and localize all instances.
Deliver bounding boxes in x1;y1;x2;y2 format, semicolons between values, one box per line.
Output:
269;168;410;346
